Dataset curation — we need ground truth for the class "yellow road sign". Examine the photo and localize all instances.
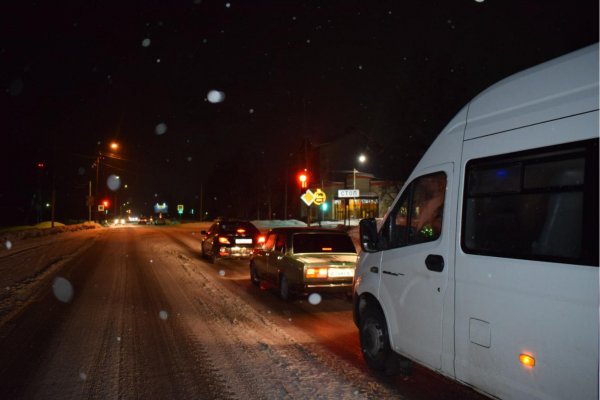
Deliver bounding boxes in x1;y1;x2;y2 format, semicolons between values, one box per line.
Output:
301;189;315;206
313;188;326;206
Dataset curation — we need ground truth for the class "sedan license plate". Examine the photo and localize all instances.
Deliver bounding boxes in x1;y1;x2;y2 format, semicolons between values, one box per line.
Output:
235;238;252;244
328;268;354;278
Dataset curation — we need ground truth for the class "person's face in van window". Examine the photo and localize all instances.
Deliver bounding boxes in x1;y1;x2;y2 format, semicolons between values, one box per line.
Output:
413;173;446;238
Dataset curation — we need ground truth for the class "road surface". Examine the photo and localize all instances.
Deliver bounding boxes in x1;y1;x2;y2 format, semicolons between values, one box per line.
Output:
0;223;486;399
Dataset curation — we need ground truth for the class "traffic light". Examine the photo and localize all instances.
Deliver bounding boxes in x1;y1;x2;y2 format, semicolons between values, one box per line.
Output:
297;169;308;189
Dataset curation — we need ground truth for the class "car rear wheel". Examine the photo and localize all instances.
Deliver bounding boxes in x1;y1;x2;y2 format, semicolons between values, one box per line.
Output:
279;274;291;301
359;304;395;372
210;249;219;264
250;262;260;286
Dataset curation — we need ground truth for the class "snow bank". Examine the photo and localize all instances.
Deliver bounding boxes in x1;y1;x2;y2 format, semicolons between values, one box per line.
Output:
250;219;307;232
1;222;102;243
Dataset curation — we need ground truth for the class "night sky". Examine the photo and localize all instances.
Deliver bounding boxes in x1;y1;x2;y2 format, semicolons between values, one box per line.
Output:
1;1;598;225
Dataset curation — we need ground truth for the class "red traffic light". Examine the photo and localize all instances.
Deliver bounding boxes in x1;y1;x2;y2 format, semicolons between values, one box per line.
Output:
36;162;45;169
102;199;110;208
297;169;308;189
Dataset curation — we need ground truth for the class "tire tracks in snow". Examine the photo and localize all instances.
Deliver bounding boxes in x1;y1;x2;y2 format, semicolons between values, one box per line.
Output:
156;228;403;399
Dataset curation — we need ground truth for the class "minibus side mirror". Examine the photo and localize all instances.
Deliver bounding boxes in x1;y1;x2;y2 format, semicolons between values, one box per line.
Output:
359;218;379;252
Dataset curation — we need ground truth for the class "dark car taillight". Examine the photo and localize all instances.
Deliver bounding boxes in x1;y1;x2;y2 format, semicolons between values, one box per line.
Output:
218;236;231;244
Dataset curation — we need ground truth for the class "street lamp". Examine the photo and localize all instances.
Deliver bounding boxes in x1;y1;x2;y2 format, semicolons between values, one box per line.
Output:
352;154;367;223
92;141;121;222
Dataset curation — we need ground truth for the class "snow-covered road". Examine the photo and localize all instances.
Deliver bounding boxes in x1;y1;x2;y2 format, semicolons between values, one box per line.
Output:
0;223;485;399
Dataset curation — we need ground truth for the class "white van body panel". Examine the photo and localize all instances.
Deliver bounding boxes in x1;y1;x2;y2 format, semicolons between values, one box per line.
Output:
464;44;599;140
355;43;599;399
455;111;599;400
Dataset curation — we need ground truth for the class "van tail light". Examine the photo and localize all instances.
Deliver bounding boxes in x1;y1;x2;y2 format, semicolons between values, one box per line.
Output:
306;267;328;279
519;353;535;368
218;236;230;244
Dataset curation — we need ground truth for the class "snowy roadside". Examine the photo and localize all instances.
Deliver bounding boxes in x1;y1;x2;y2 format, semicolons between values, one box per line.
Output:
0;224;105;327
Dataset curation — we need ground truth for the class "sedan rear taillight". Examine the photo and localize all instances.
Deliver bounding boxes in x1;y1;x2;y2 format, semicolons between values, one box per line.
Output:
306;267;328;279
218;236;231;244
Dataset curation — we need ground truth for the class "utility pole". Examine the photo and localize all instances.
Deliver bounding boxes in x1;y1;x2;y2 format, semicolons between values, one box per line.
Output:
199;183;203;221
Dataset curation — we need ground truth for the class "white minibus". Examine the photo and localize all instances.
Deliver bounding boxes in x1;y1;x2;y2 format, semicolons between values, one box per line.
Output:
353;44;598;399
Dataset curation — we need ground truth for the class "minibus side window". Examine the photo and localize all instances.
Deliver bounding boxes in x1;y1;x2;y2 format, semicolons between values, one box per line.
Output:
380;172;447;249
462;139;598;266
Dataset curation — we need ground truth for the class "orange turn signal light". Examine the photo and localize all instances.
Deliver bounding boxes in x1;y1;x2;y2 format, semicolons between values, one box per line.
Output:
519;353;535;368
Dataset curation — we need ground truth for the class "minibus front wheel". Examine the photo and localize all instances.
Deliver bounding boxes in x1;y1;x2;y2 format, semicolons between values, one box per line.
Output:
359;304;395;373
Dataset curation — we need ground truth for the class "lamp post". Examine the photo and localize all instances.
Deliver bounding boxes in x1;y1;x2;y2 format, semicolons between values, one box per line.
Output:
93;141;121;222
352;154;367;223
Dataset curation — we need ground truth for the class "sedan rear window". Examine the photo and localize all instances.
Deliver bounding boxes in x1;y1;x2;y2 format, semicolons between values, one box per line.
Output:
220;222;258;235
292;233;356;254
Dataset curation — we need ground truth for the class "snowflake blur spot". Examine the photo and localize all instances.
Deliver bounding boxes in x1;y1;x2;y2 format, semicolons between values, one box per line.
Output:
219;270;225;276
52;276;74;303
79;372;87;381
4;240;12;250
225;2;231;8
159;310;168;320
106;174;121;191
207;90;225;103
187;156;192;162
156;58;161;63
78;167;86;176
308;293;322;305
155;122;167;135
142;38;151;47
150;259;154;263
249;108;254;114
117;336;121;342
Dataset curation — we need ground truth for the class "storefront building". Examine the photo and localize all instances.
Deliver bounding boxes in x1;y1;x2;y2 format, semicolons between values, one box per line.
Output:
304;172;401;224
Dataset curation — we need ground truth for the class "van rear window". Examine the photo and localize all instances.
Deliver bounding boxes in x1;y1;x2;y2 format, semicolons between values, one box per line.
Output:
462;139;598;266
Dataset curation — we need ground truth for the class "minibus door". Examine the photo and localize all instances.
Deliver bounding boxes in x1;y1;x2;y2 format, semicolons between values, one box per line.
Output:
378;164;453;371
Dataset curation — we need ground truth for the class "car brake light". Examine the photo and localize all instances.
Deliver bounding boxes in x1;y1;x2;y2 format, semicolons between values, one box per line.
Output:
306;267;328;279
322;247;333;251
257;235;266;244
236;228;246;234
218;236;230;244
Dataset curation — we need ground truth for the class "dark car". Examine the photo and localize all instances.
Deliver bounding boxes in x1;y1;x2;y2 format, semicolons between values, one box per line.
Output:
201;220;262;263
249;227;358;300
